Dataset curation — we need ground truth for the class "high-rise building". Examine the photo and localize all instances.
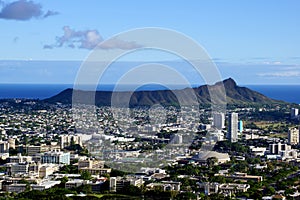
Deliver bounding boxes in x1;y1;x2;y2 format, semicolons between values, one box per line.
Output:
291;108;299;119
238;120;243;132
213;113;225;129
228;113;238;143
288;127;299;145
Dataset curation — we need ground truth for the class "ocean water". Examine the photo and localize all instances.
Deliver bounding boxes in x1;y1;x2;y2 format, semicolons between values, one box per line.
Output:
0;84;72;99
245;85;300;104
0;84;183;99
0;84;300;104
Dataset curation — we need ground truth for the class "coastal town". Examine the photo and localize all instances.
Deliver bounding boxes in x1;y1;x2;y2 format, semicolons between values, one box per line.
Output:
0;97;299;200
1;0;299;199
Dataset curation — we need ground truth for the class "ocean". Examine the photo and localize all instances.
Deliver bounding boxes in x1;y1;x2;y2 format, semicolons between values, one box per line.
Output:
245;85;300;104
0;84;300;104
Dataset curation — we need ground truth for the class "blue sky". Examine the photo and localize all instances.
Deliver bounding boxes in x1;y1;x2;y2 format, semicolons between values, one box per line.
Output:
1;0;300;84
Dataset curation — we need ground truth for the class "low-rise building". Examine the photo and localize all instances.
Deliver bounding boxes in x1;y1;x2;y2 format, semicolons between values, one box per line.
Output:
199;182;250;196
214;172;263;182
146;181;181;191
6;161;40;177
8;138;15;149
250;146;267;156
41;150;70;165
89;180;107;193
6;163;29;176
26;145;43;156
38;164;59;178
192;151;230;165
26;145;60;156
65;179;85;189
281;149;298;160
8;153;32;163
78;159;104;170
269;142;291;155
61;134;82;149
31;180;61;191
6;183;27;193
80;167;111;176
109;177;143;192
0;141;9;153
0;153;9;160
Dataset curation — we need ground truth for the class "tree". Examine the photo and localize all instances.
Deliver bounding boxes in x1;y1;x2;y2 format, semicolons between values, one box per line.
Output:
76;184;92;194
176;192;196;200
207;157;218;168
120;185;142;196
60;164;78;174
60;176;69;184
209;175;226;183
265;186;275;195
110;168;128;177
267;162;275;172
80;170;92;180
8;148;18;156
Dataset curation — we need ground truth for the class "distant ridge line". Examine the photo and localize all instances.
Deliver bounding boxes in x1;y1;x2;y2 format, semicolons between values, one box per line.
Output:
44;78;284;106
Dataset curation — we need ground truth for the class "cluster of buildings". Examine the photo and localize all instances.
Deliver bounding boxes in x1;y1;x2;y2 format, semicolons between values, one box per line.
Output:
0;150;112;193
199;182;250;196
0;100;300;198
212;112;243;143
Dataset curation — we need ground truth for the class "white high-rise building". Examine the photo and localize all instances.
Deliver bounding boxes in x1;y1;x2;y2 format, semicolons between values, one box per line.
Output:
228;113;238;143
291;108;299;119
213;113;225;129
288;127;299;145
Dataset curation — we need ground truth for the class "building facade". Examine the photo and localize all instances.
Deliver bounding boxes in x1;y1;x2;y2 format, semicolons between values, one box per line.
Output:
213;113;225;129
291;108;299;119
269;142;291;155
109;177;143;192
288;127;299;145
228;113;238;142
41;151;70;165
0;141;9;153
238;120;243;132
60;135;82;149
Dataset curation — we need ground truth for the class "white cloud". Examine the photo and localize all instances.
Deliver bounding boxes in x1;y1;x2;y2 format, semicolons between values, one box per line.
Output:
98;37;142;50
262;61;282;65
80;30;103;49
258;71;300;77
44;26;142;50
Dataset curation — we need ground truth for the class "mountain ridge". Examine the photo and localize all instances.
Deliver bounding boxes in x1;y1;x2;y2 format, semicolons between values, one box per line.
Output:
44;78;284;106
